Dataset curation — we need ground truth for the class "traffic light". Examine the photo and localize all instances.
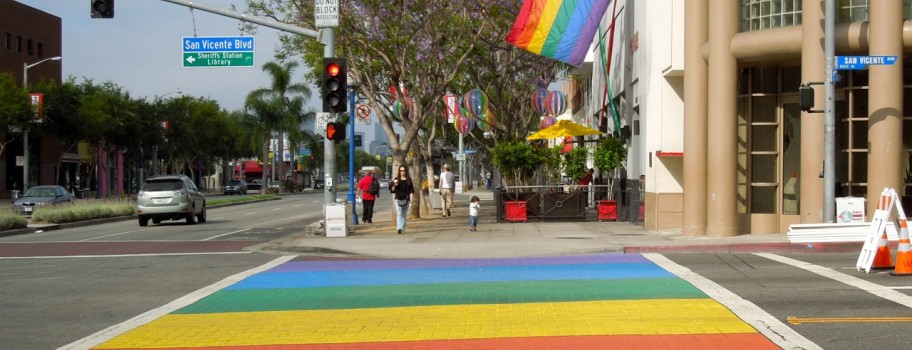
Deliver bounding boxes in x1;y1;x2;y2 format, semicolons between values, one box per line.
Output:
326;122;346;142
91;0;114;18
321;58;348;113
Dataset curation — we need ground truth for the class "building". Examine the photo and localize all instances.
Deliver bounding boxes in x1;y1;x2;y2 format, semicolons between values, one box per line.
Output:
578;1;911;235
0;0;64;198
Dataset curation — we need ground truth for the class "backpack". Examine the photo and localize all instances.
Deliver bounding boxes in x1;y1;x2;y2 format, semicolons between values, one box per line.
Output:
368;176;380;196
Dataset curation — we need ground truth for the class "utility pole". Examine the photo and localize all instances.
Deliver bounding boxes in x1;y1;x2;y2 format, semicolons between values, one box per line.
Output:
348;83;359;224
22;56;62;193
823;0;836;222
321;28;338;205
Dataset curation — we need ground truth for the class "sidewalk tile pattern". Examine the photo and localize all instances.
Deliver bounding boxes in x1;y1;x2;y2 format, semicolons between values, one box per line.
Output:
94;254;778;349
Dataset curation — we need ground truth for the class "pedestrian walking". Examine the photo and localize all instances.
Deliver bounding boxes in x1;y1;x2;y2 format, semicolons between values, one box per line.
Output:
439;164;455;217
468;195;480;232
579;168;594;208
391;165;415;234
356;169;379;223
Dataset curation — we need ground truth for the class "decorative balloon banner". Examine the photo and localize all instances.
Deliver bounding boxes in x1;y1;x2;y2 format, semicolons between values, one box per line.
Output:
540;115;557;129
393;96;412;119
476;109;495;132
531;87;548;115
544;90;567;116
454;115;475;134
462;88;488;119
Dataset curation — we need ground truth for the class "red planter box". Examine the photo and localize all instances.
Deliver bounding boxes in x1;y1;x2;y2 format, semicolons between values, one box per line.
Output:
597;200;617;221
504;201;528;222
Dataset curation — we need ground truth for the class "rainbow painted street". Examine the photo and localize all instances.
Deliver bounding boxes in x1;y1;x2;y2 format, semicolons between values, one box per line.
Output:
93;254;778;349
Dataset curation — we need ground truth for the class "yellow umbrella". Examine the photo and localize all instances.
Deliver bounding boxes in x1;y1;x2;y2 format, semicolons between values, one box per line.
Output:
527;120;604;140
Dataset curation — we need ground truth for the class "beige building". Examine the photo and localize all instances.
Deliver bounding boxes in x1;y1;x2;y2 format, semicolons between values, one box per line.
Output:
578;1;911;235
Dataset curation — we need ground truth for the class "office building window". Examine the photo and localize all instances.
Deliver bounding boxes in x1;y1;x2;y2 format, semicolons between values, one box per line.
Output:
741;0;803;31
3;33;9;50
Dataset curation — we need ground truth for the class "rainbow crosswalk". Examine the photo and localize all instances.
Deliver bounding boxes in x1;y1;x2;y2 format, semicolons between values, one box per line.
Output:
93;254;779;349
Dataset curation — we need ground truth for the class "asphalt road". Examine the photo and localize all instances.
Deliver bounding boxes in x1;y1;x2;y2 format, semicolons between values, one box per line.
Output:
0;194;328;350
665;253;912;350
3;195;912;349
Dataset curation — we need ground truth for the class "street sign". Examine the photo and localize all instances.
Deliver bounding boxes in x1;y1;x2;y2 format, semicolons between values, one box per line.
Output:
835;55;898;70
315;112;332;132
183;36;255;67
355;104;371;125
314;0;339;28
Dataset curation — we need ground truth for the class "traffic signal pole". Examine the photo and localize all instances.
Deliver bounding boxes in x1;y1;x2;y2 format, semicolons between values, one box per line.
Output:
156;0;337;206
321;29;338;206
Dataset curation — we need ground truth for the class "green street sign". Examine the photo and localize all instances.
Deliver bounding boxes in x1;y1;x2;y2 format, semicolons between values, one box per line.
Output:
183;52;254;67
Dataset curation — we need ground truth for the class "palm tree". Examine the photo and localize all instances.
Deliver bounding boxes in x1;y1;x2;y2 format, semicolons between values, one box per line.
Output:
245;60;311;192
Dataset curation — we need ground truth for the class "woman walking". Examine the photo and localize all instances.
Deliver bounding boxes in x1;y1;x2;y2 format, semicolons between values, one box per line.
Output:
390;165;415;234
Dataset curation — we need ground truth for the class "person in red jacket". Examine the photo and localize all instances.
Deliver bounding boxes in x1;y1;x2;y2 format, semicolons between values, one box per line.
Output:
579;168;594;208
356;170;378;223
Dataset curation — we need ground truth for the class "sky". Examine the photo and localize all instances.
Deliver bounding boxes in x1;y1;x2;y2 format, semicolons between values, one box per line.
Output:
17;0;320;112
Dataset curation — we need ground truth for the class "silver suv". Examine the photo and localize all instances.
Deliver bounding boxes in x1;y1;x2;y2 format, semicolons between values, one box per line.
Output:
135;175;206;226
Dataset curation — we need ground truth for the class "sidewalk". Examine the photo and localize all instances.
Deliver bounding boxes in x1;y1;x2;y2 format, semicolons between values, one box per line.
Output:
267;189;864;259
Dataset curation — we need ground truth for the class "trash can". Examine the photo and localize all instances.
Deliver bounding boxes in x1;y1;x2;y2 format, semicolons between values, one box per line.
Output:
504;201;527;222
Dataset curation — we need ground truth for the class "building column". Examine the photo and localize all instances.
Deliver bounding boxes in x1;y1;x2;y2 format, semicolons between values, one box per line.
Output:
683;0;708;235
705;1;739;236
867;1;904;216
800;0;826;223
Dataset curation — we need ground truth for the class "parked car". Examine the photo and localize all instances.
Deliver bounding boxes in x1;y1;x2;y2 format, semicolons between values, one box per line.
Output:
135;175;206;226
11;185;74;216
223;179;248;195
247;179;263;191
379;178;390;189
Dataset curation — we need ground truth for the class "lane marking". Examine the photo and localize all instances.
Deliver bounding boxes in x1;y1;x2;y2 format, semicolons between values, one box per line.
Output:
787;316;912;324
0;252;251;260
82;226;166;241
755;253;912;309
643;253;821;350
272;208;281;211
203;228;251;241
57;255;296;350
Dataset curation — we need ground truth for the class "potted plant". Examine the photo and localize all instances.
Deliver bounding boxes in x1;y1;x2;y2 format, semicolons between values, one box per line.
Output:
593;136;627;221
492;140;541;222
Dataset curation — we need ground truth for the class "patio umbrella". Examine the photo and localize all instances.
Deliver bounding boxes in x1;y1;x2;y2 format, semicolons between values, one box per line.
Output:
527;119;604;140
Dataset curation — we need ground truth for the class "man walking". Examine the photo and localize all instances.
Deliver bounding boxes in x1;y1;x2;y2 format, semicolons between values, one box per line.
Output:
356;169;379;223
439;164;455;217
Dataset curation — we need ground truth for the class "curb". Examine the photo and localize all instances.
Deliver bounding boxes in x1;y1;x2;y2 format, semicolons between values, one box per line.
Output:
625;241;867;254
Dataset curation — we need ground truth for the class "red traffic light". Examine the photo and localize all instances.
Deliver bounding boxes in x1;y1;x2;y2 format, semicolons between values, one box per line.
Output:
327;63;341;77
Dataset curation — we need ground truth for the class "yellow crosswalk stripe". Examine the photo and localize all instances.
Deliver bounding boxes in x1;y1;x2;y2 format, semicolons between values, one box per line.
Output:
97;299;757;349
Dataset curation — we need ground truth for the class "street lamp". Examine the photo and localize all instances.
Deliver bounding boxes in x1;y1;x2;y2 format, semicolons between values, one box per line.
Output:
22;56;61;193
151;90;182;176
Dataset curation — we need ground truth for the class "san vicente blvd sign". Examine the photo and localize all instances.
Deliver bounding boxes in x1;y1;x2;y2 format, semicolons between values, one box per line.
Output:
183;36;255;68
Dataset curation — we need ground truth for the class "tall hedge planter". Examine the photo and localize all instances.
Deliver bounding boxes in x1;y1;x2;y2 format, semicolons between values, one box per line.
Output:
594;136;627;173
492;140;540;187
564;147;588;183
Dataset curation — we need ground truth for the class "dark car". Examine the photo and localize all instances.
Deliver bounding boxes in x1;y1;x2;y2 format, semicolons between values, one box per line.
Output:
247;179;263;191
11;185;74;216
223;179;248;195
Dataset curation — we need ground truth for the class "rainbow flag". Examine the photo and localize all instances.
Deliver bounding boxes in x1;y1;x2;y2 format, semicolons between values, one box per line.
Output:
505;0;612;67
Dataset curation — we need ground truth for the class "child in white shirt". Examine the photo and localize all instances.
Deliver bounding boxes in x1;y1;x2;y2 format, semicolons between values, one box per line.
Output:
469;196;480;232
